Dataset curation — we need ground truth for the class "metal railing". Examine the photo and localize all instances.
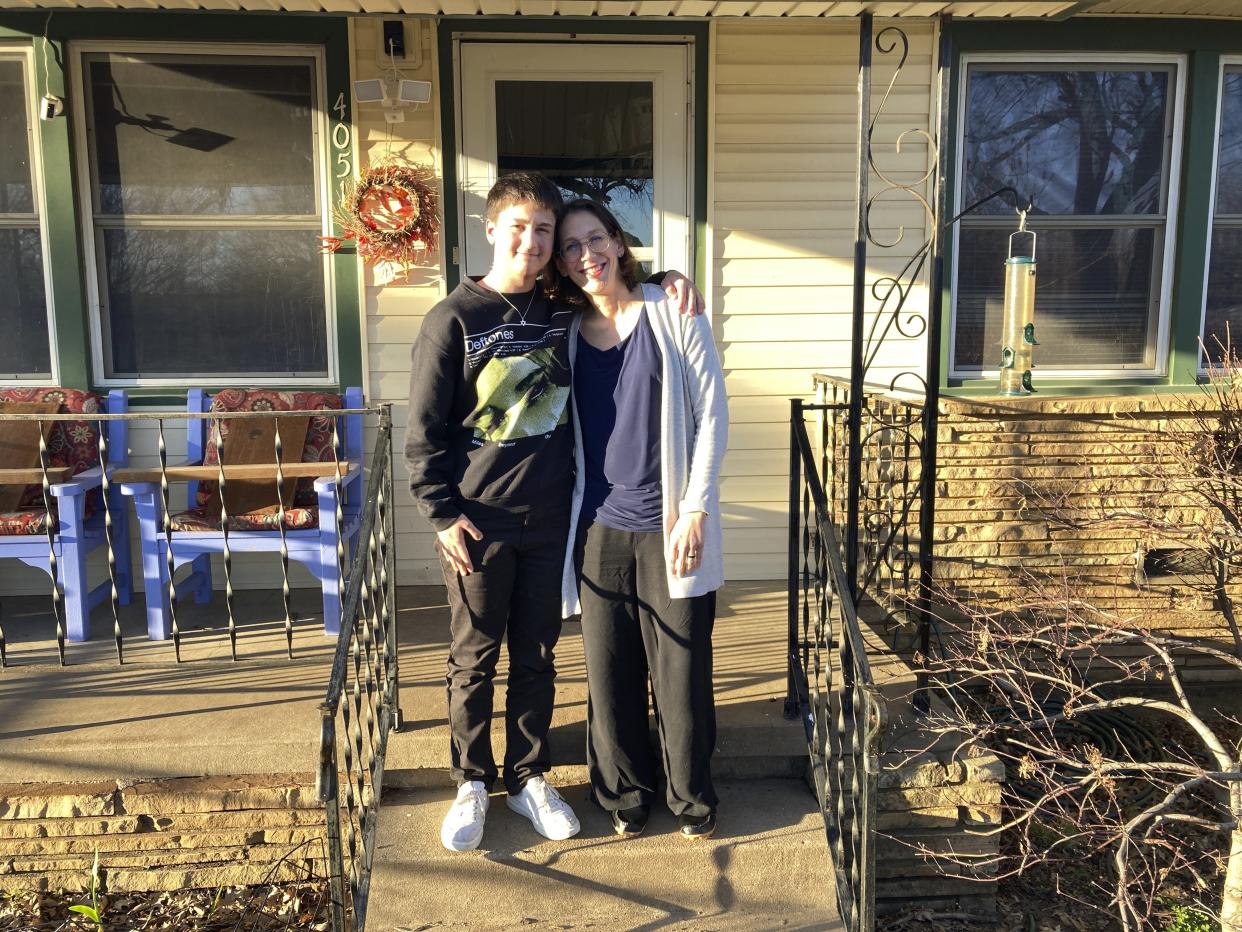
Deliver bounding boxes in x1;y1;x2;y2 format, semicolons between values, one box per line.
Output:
317;408;400;932
0;403;373;665
787;398;886;932
812;375;933;659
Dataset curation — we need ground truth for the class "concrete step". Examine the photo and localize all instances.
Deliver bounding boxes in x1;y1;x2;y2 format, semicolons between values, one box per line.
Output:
367;778;841;931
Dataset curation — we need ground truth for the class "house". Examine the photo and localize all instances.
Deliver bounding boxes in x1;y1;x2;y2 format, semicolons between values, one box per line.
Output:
4;1;1241;621
8;2;1242;926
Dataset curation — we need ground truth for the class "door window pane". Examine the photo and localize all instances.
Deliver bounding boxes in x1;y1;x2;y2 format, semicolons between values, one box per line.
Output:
495;80;654;249
101;228;326;377
0;56;50;379
83;52;328;382
953;61;1176;375
88;57;317;216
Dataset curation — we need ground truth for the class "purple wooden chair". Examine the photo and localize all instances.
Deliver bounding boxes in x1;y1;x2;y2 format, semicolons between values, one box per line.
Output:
0;388;132;642
122;387;364;641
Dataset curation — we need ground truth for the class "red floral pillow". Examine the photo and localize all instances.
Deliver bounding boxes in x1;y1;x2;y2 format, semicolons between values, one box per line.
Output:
0;388;102;509
196;390;344;511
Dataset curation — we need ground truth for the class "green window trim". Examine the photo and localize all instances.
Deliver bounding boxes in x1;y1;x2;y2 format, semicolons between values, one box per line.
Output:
943;17;1242;397
0;12;361;404
434;17;710;296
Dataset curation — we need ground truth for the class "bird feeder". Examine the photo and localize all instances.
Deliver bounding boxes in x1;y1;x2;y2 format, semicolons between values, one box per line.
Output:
999;211;1038;396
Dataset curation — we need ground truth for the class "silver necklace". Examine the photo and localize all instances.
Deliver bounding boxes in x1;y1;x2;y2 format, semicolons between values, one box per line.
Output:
496;285;538;326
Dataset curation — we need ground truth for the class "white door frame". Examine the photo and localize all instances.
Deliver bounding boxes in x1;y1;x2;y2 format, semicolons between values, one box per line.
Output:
456;40;692;282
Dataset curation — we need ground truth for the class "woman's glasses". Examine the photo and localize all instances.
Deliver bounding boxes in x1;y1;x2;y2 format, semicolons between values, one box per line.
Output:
558;232;613;262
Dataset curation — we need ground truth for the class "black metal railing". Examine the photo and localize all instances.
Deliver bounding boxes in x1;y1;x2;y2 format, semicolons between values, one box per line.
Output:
787;398;886;932
813;374;931;657
0;403;376;666
317;407;400;932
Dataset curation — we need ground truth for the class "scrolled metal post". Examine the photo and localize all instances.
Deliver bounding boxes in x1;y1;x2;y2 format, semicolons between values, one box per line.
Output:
914;14;953;715
846;11;873;600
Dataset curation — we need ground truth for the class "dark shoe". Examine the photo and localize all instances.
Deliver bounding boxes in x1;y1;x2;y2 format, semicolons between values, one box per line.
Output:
678;811;716;840
611;805;650;837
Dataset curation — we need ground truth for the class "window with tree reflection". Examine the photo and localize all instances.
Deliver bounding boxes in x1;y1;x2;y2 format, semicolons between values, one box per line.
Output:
953;61;1177;375
1204;67;1242;366
0;55;52;379
83;52;328;381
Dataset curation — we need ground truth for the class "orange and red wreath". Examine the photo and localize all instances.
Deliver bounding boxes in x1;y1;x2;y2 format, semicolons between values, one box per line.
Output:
322;159;439;267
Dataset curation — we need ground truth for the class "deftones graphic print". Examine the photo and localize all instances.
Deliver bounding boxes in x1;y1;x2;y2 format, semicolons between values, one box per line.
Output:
465;327;570;445
405;278;575;531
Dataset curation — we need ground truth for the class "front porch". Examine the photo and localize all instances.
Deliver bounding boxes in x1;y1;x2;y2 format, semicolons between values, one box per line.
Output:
0;580;995;926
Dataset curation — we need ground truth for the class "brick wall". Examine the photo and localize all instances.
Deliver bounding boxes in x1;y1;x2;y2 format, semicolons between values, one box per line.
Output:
878;745;1003;915
932;394;1234;653
0;775;328;893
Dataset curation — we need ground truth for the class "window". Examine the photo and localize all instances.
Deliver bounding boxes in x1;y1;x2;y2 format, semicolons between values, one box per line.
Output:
0;49;53;380
77;47;333;385
1204;61;1242;366
951;56;1184;378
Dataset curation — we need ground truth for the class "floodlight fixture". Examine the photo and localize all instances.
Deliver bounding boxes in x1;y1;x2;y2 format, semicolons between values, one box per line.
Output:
353;79;386;104
397;79;432;104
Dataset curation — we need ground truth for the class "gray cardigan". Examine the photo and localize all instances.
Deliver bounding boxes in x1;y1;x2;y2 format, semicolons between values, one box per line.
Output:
561;283;729;617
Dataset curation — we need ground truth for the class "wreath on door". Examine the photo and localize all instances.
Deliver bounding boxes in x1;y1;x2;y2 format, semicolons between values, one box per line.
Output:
322;157;440;268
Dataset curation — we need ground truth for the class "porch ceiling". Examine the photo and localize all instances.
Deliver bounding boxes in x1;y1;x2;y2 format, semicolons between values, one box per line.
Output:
2;0;1232;18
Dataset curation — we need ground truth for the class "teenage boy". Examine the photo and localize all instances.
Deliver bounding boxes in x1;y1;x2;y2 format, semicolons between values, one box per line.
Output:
406;172;701;852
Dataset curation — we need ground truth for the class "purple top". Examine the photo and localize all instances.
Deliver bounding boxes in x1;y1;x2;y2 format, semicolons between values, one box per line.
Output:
574;306;663;533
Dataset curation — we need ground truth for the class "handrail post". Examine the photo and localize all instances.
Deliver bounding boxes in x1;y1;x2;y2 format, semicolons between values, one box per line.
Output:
847;11;874;601
913;14;952;715
786;397;804;720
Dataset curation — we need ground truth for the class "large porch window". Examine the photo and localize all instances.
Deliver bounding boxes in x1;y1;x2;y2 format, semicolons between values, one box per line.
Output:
0;49;53;380
1204;61;1242;366
951;56;1184;379
76;47;333;386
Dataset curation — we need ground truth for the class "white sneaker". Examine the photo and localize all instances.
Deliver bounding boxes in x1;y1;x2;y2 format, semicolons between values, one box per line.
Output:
506;776;581;841
440;780;489;852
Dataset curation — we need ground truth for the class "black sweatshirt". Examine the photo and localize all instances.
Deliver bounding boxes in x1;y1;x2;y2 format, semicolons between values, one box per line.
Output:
405;278;575;531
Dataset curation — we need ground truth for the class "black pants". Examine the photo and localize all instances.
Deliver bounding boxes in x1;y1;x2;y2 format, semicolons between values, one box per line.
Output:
439;499;569;796
578;522;717;818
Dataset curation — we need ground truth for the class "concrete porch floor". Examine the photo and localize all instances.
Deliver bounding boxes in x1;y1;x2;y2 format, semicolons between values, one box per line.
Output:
0;582;805;785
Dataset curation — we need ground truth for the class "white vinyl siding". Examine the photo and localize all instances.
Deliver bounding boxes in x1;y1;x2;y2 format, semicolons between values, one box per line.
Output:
351;17;446;589
712;19;934;581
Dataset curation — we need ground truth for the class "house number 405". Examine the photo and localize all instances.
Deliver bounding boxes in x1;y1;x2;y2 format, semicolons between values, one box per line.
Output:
333;92;352;179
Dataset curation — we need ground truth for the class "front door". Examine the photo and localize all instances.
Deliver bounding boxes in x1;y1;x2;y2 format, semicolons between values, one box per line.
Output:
458;41;691;281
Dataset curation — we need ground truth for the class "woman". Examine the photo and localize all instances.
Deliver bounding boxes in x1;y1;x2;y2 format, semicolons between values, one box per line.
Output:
555;199;728;840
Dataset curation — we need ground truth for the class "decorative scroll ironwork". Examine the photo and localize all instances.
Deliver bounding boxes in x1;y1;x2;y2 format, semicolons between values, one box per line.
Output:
860;24;939;391
318;406;400;932
787;399;886;932
815;374;931;655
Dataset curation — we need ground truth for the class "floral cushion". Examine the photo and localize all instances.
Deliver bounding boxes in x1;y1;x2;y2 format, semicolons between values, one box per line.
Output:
0;388;103;514
195;390;344;513
0;508;52;536
168;505;320;533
